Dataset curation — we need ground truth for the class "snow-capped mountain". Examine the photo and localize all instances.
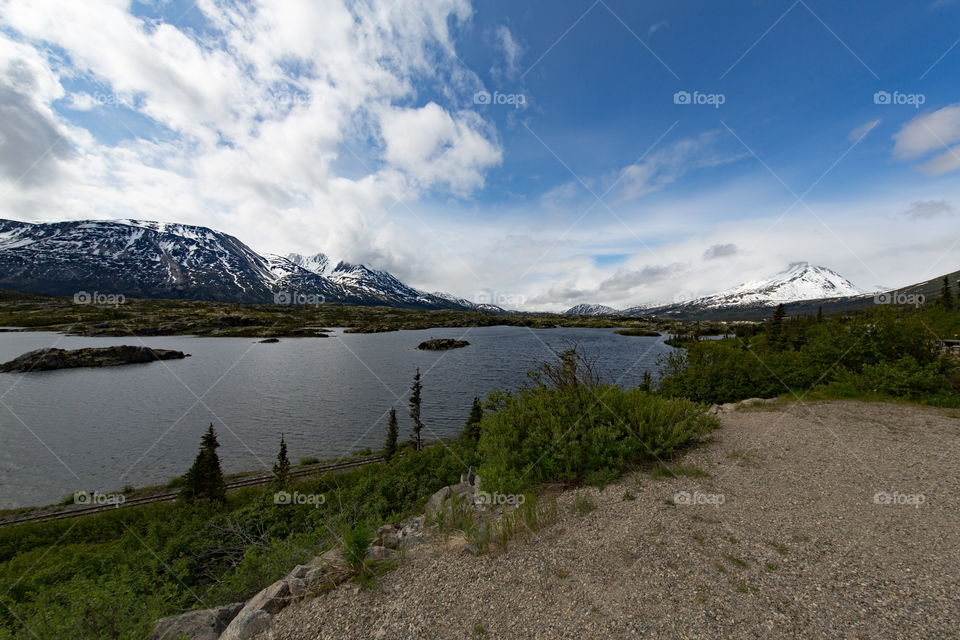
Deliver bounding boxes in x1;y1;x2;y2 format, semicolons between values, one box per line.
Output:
0;219;480;309
563;303;620;316
688;262;865;308
639;262;866;318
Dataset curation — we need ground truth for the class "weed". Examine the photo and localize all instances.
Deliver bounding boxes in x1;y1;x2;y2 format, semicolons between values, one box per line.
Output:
572;494;596;515
650;463;710;481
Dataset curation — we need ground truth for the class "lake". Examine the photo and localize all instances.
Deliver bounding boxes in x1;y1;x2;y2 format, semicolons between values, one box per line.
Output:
0;326;676;508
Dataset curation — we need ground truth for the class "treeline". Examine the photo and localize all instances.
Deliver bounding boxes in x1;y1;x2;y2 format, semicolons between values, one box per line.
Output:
656;285;960;406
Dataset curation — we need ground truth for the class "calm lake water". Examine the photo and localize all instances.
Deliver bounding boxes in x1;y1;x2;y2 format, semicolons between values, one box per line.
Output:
0;327;675;508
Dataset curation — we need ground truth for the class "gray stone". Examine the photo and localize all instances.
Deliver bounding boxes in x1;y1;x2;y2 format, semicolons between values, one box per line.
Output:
366;545;397;561
219;609;273;640
287;577;308;599
286;564;310;580
150;602;244;640
424;486;452;521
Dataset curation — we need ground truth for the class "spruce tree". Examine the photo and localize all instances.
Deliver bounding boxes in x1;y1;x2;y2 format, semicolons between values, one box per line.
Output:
409;368;424;451
180;424;226;504
384;408;399;460
272;434;290;486
816;306;823;323
639;370;653;393
940;276;953;310
463;397;483;444
767;304;787;352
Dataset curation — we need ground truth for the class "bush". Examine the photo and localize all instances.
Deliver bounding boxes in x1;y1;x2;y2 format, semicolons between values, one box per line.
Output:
476;383;717;493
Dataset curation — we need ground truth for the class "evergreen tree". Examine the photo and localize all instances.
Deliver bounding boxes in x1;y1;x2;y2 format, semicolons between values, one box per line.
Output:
408;368;424;451
384;408;399;460
463;397;483;443
272;434;290;486
816;306;823;323
180;424;226;503
940;276;953;310
767;304;787;352
639;370;653;393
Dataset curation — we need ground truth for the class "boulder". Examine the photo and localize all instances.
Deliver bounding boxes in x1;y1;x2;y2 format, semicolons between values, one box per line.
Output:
150;602;243;640
243;579;291;615
366;545;397;562
424;486;453;521
219;610;273;640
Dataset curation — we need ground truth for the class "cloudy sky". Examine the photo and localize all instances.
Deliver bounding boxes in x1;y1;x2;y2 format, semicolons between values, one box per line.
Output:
0;0;959;311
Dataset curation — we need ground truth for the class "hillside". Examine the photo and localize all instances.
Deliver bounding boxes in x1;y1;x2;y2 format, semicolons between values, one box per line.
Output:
260;401;960;640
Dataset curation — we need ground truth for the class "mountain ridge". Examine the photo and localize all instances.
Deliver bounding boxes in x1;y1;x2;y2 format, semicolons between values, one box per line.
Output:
0;218;498;311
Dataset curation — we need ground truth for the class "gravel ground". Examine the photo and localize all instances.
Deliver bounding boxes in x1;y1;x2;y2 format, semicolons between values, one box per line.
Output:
266;401;960;640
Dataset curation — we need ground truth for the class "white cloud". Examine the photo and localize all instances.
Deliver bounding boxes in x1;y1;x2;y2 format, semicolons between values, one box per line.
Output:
893;104;960;160
0;0;500;268
617;131;744;201
493;25;522;79
647;20;669;37
848;119;880;142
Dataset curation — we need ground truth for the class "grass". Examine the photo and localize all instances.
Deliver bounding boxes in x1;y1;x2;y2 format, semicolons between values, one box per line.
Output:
572;494;597;515
650;463;710;481
621;490;636;501
722;554;749;569
767;541;790;555
765;562;780;572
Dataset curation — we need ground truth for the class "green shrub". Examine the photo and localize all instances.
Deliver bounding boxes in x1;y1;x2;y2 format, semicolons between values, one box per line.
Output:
476;384;717;493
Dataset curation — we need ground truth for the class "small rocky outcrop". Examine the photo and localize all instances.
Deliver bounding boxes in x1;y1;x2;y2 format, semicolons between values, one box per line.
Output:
0;346;188;372
258;338;280;343
417;338;470;351
708;397;779;414
150;602;244;640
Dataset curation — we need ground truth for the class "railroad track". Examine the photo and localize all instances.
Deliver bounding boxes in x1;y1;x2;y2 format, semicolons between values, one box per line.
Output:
0;455;384;527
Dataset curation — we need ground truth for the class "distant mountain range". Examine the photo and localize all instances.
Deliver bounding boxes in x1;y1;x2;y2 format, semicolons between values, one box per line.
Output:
564;262;896;320
0;219;502;311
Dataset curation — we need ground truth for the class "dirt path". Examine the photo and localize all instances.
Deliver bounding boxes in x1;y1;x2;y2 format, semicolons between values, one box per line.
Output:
268;401;960;639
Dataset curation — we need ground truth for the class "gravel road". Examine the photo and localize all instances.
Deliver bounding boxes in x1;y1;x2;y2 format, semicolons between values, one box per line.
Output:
266;401;960;639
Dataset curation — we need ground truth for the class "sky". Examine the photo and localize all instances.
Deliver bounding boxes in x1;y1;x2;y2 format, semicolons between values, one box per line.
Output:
0;0;959;311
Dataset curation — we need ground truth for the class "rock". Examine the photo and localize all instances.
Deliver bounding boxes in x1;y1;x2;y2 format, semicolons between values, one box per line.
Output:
219;610;273;640
0;346;188;372
375;524;401;549
287;577;308;599
286;564;310;580
241;579;291;616
258;337;280;343
417;338;470;351
366;545;397;561
150;602;244;640
708;404;721;415
424;486;453;521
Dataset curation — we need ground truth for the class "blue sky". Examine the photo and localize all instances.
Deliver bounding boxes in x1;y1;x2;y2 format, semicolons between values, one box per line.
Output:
1;0;959;309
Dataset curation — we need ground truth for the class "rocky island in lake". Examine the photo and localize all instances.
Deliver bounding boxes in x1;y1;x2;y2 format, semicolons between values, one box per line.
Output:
417;338;470;350
0;346;189;372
